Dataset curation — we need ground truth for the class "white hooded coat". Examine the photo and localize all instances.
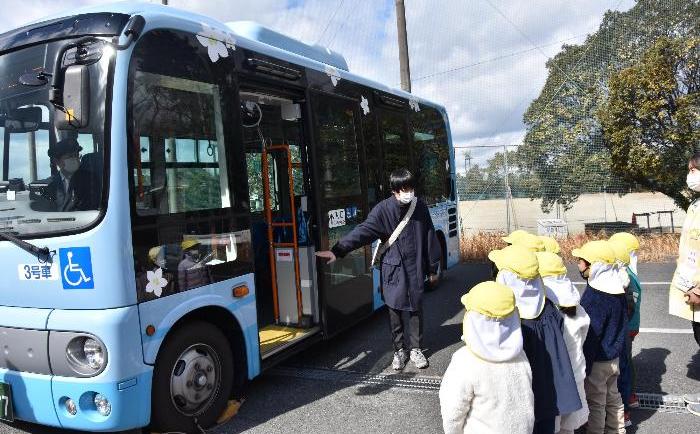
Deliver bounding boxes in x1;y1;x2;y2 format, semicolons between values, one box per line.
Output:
439;310;534;434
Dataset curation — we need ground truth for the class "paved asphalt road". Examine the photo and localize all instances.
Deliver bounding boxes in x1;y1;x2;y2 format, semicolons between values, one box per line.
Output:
2;262;699;434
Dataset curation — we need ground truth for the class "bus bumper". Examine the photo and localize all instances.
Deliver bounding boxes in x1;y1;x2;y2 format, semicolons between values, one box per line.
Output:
0;305;152;431
0;368;152;431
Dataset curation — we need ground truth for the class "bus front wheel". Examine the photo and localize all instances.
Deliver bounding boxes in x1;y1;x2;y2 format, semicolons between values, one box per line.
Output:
151;321;234;433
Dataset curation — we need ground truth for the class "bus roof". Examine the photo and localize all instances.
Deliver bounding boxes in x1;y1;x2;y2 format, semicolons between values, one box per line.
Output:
28;1;446;113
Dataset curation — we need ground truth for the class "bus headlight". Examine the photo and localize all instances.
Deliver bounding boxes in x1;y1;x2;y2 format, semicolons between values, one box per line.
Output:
83;339;104;370
65;336;108;376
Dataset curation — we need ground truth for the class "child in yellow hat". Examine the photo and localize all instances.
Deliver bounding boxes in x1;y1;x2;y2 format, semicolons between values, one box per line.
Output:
536;251;590;434
489;245;581;434
540;236;561;254
439;281;534;434
609;234;643;424
571;240;626;433
505;230;545;252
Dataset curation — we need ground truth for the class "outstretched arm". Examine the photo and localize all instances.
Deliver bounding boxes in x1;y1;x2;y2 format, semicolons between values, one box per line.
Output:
316;204;387;263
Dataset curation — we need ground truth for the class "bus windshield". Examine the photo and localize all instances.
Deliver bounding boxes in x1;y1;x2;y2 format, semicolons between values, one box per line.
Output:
0;41;109;237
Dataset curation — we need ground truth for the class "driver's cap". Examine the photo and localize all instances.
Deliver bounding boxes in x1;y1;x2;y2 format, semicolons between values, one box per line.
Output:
48;138;82;159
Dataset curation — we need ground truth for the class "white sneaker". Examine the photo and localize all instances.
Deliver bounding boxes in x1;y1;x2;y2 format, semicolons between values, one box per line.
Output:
410;348;429;369
683;393;700;405
392;349;408;370
688;402;700;417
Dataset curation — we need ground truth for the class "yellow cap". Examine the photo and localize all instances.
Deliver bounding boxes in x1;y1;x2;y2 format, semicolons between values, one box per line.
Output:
609;232;640;254
181;239;200;250
501;229;530;245
608;239;631;265
571;240;616;265
460;281;516;319
148;246;161;262
488;245;539;279
539;236;561;254
511;232;545;252
535;251;567;277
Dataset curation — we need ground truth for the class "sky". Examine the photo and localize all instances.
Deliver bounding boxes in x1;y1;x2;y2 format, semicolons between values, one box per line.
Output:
0;0;638;171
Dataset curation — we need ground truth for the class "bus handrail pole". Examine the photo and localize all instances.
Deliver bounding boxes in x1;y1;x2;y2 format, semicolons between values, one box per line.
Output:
282;144;304;325
261;147;280;322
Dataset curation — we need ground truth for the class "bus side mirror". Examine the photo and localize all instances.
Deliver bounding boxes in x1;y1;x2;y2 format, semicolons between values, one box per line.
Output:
55;65;90;129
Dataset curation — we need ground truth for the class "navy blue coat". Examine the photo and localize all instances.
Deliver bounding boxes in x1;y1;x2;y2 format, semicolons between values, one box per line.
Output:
331;196;441;312
580;284;628;375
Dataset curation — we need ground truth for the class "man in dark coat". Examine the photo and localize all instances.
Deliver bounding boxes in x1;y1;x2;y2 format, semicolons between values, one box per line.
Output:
316;168;441;370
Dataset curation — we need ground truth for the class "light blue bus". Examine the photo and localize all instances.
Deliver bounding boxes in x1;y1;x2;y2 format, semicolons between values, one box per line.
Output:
0;2;459;432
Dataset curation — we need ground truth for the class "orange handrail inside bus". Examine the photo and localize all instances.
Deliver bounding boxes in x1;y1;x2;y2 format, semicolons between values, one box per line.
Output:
261;143;304;326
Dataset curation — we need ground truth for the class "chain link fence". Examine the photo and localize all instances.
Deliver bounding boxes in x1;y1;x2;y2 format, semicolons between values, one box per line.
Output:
455;144;686;236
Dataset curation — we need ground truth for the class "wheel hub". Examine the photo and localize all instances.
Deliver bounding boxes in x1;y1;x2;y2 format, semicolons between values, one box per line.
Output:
170;344;221;416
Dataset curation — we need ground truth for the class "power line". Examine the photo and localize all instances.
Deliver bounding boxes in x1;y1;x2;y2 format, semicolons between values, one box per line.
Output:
315;0;346;45
325;0;356;49
410;33;588;83
482;0;586;95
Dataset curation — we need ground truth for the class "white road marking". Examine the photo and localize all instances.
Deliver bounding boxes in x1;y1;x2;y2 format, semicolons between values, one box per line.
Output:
639;327;694;334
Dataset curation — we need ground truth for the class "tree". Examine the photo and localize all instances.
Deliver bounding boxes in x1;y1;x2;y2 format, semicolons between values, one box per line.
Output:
599;36;700;209
519;0;700;211
456;150;541;200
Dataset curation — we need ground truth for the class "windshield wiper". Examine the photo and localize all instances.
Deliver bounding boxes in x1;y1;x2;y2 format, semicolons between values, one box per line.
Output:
0;230;52;262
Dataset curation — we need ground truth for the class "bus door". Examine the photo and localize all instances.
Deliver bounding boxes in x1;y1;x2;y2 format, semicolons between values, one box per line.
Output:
240;89;321;358
310;92;373;336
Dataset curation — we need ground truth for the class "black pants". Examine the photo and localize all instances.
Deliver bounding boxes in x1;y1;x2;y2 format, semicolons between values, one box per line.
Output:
387;306;423;352
532;417;555;434
693;321;700;347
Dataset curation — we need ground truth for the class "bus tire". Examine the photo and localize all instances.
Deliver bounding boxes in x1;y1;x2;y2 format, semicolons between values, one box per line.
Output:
150;321;234;433
427;234;447;292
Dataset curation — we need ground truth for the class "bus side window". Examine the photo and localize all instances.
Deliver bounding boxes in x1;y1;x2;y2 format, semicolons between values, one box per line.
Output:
410;107;451;204
131;73;230;215
380;110;410;196
128;29;252;301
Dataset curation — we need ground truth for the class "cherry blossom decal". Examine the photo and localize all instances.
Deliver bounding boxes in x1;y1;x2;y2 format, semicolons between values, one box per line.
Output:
360;96;370;115
325;65;341;86
145;268;168;297
196;24;237;63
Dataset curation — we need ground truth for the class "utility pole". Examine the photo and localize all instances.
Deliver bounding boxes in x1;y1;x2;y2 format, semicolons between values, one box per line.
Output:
162;0;168;5
395;0;411;92
503;145;511;233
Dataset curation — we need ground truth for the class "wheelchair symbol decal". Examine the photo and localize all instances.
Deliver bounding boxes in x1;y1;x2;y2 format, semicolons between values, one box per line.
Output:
58;248;94;289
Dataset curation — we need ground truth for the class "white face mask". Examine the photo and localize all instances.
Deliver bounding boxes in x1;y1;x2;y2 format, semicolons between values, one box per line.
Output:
687;171;700;192
397;190;415;204
61;157;80;175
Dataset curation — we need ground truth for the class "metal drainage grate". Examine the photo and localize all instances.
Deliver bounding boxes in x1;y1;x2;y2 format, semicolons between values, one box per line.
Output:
635;393;689;414
270;366;694;414
269;366;442;392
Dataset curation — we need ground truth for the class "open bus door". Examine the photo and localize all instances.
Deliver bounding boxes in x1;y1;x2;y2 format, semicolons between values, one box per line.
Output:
310;93;374;336
241;90;322;361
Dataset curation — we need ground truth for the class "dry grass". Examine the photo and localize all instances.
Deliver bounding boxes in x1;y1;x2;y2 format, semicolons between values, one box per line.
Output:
460;231;680;263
